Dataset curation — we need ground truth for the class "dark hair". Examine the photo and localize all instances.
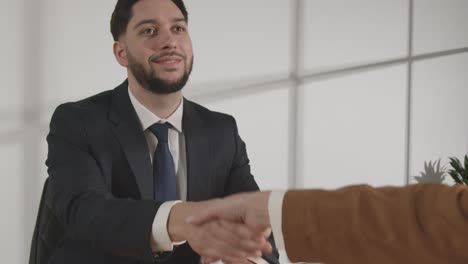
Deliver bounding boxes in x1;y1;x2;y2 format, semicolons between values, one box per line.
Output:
110;0;188;41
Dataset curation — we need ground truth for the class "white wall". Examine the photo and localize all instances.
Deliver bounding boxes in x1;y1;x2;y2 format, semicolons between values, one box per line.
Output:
1;0;467;263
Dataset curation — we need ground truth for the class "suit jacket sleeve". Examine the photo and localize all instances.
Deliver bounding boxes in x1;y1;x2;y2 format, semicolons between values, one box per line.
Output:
282;184;468;264
222;117;280;264
46;103;160;262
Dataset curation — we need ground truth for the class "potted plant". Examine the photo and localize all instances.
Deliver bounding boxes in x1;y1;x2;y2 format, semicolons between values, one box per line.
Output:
413;155;468;185
448;155;468;185
414;159;446;184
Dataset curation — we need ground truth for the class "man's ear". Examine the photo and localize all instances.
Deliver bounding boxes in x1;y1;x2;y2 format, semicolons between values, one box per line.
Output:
113;41;128;67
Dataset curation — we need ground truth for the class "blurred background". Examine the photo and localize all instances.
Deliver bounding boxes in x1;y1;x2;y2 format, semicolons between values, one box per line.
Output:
1;0;467;263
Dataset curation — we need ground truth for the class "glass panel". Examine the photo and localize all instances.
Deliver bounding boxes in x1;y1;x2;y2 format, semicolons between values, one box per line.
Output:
414;0;468;54
40;0;126;106
0;143;24;263
186;0;291;86
410;53;468;184
0;0;23;131
299;65;407;189
302;0;408;73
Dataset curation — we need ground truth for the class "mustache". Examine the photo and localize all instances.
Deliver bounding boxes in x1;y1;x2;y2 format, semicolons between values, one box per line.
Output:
149;52;186;63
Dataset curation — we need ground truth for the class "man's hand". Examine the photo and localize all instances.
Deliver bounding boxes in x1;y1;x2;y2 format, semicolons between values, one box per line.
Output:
186;192;273;263
187;191;272;233
167;201;268;263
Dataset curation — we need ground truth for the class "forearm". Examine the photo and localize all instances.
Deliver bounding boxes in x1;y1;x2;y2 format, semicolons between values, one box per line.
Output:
166;201;200;242
48;185;160;261
282;184;468;263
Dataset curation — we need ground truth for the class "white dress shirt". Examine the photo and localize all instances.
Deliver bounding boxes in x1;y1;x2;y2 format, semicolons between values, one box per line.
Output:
128;87;186;252
268;191;286;251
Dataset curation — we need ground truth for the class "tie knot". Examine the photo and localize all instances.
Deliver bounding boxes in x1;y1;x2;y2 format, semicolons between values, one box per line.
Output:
149;122;171;143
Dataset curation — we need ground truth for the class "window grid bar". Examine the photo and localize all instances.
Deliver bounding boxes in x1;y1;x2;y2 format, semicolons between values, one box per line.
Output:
405;0;415;185
287;0;304;189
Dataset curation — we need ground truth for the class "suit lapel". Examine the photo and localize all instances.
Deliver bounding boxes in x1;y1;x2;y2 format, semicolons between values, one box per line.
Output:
109;81;153;200
183;99;212;201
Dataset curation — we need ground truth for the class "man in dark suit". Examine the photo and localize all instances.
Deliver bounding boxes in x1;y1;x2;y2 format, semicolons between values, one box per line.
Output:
30;0;279;263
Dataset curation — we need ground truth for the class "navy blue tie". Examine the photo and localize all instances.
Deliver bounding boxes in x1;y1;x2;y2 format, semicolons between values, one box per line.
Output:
148;122;177;201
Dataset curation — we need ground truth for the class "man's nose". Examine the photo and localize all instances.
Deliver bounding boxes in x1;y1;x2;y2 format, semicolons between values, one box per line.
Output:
158;29;177;50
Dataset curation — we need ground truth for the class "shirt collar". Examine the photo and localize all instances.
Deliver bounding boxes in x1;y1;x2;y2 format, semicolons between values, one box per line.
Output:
128;86;183;133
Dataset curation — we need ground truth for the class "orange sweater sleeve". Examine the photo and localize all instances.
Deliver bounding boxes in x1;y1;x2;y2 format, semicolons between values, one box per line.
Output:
282;184;468;264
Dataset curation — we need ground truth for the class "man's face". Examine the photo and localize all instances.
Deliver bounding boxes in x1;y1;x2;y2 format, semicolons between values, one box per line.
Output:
122;0;193;94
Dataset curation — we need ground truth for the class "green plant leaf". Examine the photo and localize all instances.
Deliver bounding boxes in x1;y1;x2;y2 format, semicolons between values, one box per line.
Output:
449;157;464;174
462;172;468;185
464;155;468;173
462;155;468;178
449;169;463;184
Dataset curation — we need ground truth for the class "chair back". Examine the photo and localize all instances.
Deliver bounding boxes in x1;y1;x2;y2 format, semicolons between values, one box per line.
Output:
29;178;66;264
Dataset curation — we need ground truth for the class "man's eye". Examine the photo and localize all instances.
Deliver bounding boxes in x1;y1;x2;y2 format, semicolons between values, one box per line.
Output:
142;28;157;35
174;26;186;32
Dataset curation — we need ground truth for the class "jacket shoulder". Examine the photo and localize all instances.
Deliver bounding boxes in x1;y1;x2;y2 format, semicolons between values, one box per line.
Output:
50;88;120;128
185;99;236;125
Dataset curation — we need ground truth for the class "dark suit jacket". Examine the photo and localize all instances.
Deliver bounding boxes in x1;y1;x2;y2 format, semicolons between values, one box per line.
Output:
282;184;468;264
30;80;279;264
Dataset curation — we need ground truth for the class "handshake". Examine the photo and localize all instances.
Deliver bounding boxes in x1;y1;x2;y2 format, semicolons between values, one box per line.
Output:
166;191;274;264
163;184;468;264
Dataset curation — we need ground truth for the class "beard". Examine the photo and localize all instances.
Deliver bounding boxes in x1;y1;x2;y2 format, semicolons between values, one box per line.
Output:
126;49;193;94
